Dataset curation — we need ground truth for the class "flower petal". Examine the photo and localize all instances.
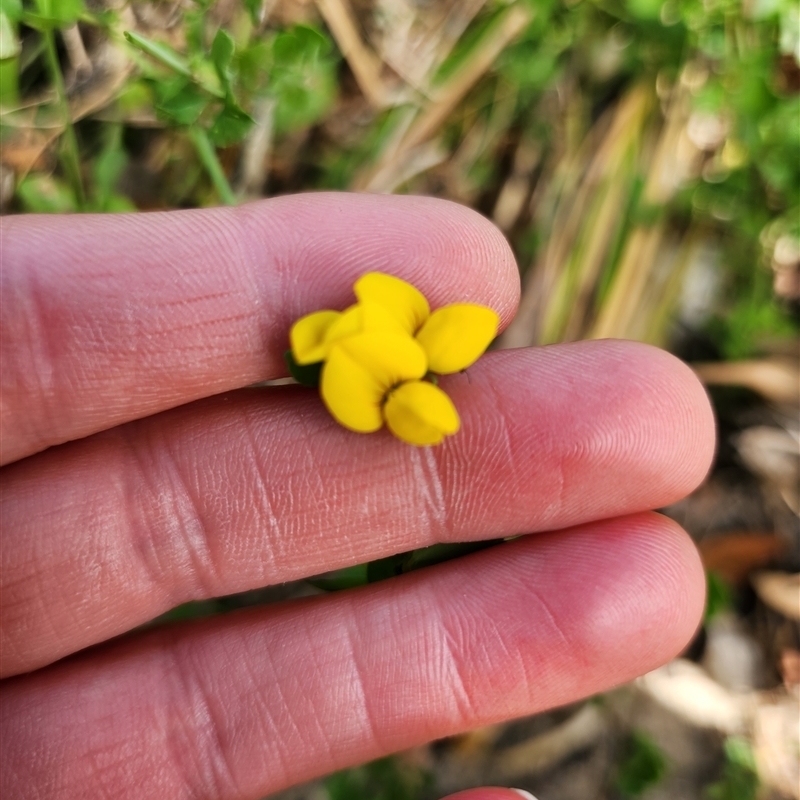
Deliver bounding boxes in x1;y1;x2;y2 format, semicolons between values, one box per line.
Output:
337;330;428;389
325;299;408;348
384;380;460;446
324;304;363;348
415;303;499;374
320;345;385;433
321;332;428;433
354;272;430;335
290;310;341;365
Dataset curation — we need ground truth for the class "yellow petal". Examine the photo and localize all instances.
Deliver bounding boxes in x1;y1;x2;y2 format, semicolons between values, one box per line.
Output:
415;304;499;374
320;345;385;432
324;304;363;347
354;272;430;335
325;299;407;345
337;330;428;389
384;380;460;446
290;310;341;365
321;332;428;433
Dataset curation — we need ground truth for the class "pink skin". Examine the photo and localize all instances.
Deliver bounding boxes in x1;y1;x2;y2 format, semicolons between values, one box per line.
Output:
0;194;716;799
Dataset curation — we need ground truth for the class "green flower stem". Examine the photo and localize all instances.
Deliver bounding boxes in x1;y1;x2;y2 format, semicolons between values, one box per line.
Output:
188;128;236;206
41;25;85;207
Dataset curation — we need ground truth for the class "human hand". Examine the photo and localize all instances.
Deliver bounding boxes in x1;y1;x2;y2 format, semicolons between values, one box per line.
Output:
0;194;715;799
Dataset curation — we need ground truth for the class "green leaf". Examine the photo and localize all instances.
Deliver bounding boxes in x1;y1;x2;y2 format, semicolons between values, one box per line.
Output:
26;0;84;27
243;0;262;25
284;350;322;387
706;737;759;800
155;78;209;125
705;570;733;623
210;28;235;94
90;125;134;212
262;24;338;133
325;756;432;800
780;5;800;61
365;540;503;585
0;0;21;23
626;0;664;20
17;173;77;213
272;24;330;66
306;564;369;591
615;730;668;797
0;12;20;61
208;102;253;146
237;39;272;93
124;30;192;79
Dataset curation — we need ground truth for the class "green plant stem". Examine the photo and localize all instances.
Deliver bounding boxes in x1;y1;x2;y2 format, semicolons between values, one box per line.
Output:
0;56;19;107
41;26;85;207
188;128;236;206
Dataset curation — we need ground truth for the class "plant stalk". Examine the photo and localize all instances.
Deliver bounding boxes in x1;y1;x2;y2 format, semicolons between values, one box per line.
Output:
41;25;85;207
188;128;236;206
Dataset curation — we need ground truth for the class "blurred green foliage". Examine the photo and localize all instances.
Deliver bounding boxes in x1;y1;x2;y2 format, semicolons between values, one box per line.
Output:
705;737;760;800
704;569;734;623
324;756;432;800
614;730;669;797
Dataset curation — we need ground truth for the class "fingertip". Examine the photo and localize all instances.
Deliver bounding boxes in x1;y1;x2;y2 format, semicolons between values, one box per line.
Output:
565;512;707;677
423;196;521;327
443;790;540;800
618;341;717;497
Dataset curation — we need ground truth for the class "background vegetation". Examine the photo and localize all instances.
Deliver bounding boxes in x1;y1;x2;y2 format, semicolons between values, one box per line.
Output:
1;0;797;798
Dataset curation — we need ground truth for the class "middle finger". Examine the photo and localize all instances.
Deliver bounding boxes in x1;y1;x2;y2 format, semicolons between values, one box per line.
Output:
0;340;714;677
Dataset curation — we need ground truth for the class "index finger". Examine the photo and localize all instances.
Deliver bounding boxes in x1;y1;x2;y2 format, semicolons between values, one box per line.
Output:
0;194;519;465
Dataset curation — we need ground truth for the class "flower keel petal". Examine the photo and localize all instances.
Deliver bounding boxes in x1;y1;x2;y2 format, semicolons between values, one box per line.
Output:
384;380;460;446
416;304;499;374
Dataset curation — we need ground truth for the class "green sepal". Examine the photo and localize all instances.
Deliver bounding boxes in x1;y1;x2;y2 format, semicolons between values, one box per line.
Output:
284;350;322;387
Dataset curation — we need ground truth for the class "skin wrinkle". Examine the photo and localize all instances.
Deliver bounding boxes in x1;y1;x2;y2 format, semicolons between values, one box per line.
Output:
1;458;123;663
120;427;205;607
7;265;62;451
447;369;565;535
82;738;140;800
156;434;226;601
436;604;482;727
165;642;243;800
340;611;386;756
236;405;284;582
525;584;571;650
231;633;295;788
453;380;526;533
433;568;533;718
289;613;338;765
407;446;448;539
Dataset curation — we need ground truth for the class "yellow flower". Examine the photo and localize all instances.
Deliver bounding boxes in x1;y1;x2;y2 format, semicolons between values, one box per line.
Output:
288;272;498;446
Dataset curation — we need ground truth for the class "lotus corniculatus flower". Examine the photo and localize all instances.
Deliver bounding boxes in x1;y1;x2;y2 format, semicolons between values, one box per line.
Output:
288;273;498;446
